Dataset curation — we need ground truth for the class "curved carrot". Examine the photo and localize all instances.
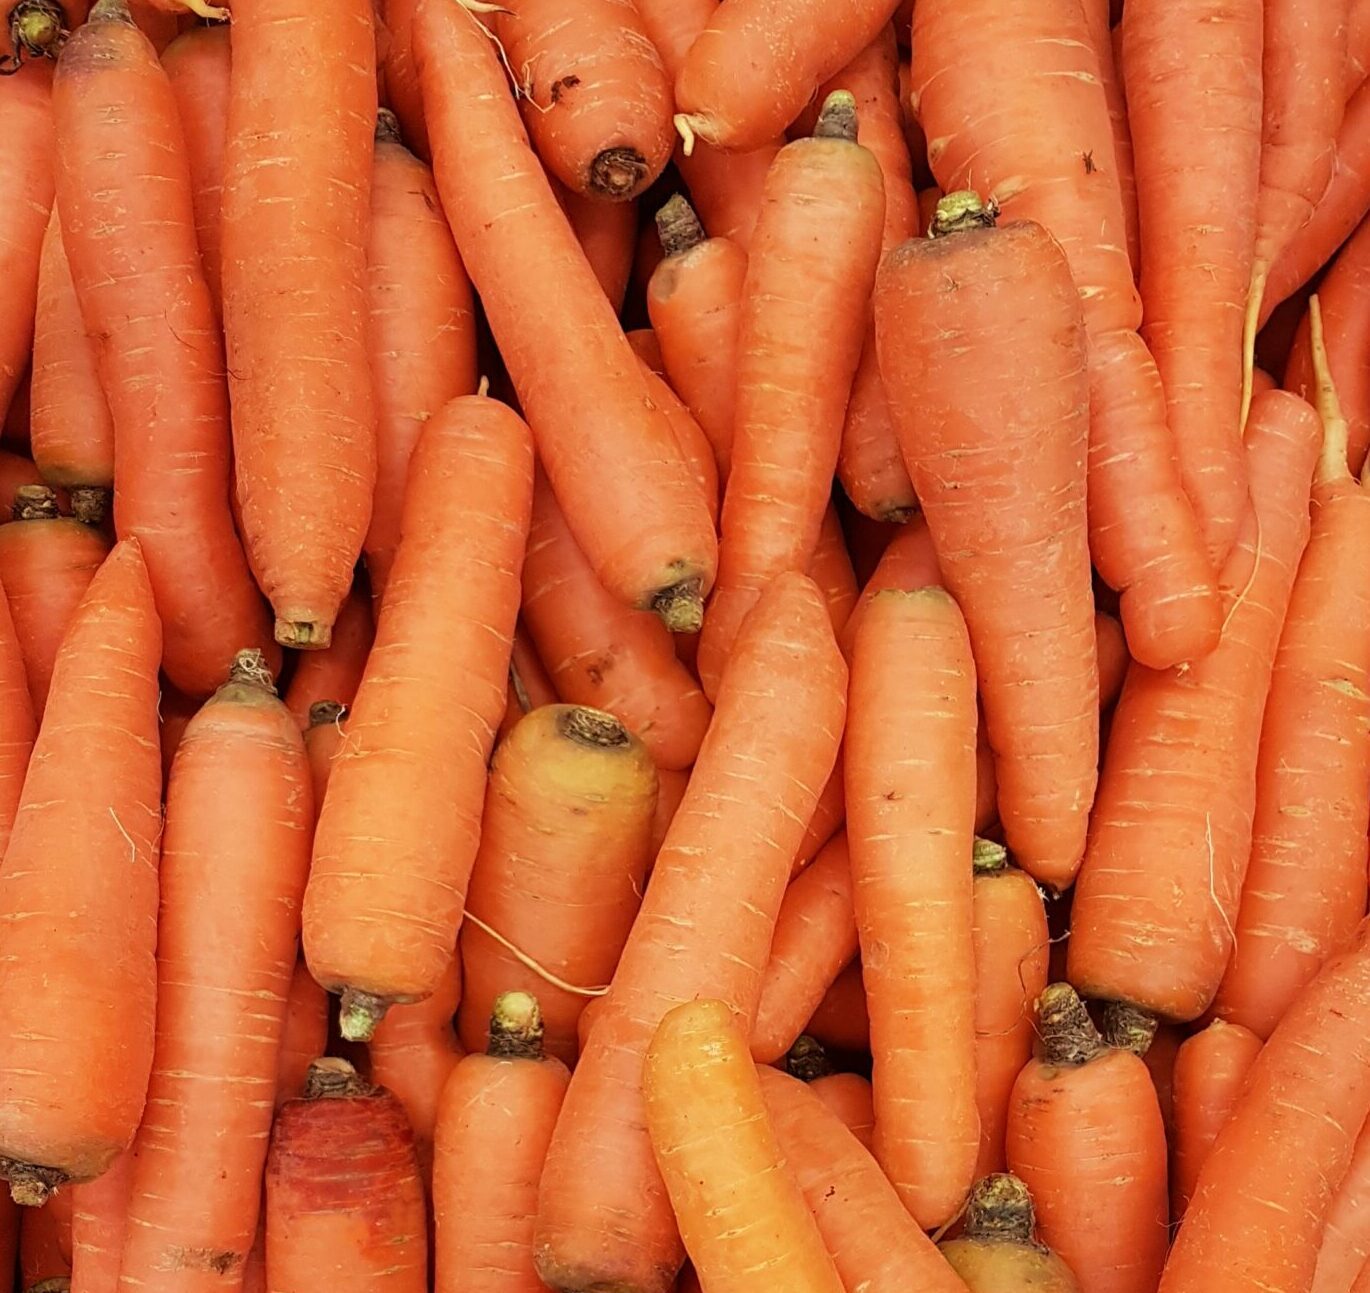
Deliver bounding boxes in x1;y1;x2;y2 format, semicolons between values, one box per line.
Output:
1314;1121;1370;1293
68;1148;133;1293
535;573;846;1293
305;396;533;1039
0;539;161;1203
1069;391;1321;1021
939;1174;1082;1293
644;999;844;1293
365;110;477;600
874;198;1098;888
283;582;373;729
559;182;636;311
0;578;33;861
697;94;884;697
222;0;377;648
276;957;329;1108
805;961;870;1054
415;0;716;630
55;0;276;693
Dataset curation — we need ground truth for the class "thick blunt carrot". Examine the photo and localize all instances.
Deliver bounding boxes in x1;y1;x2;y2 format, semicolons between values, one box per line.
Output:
1006;985;1169;1293
757;1067;971;1293
911;3;1221;664
846;586;978;1228
1315;1122;1370;1293
415;0;716;631
1170;1021;1262;1221
672;0;902;153
283;582;373;729
644;1000;844;1293
28;209;112;521
54;0;276;693
696;94;884;696
433;993;570;1293
222;0;377;648
276;958;329;1108
939;1175;1082;1293
304;396;533;1040
69;1148;134;1293
0;540;161;1203
1159;919;1370;1293
1068;391;1322;1021
874;199;1099;889
266;1060;427;1292
0;583;33;860
535;573;846;1293
117;651;313;1292
1123;0;1262;564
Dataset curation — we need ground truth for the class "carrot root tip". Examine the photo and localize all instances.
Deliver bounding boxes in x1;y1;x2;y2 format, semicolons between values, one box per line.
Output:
0;1158;66;1207
655;194;707;258
302;1057;374;1100
651;580;704;634
68;486;111;527
963;1174;1037;1243
274;616;333;651
814;90;859;142
557;706;630;749
337;987;390;1042
488;990;545;1060
589;147;649;201
785;1035;833;1083
1099;1001;1158;1057
1035;983;1104;1066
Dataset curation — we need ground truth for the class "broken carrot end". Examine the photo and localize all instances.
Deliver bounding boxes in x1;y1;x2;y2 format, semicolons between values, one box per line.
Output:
274;616;333;651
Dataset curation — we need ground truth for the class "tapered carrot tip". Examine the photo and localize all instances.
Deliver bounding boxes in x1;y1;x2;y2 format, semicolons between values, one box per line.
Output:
964;1174;1037;1244
308;699;347;729
338;988;390;1042
302;1057;374;1100
13;485;59;522
69;486;111;527
275;617;333;651
8;0;65;58
558;706;630;749
651;581;704;634
1;1158;66;1207
785;1035;833;1083
88;0;135;23
1036;984;1105;1067
813;90;859;142
488;990;545;1060
973;838;1009;874
1100;1001;1158;1058
656;195;707;259
590;147;649;201
928;190;1000;239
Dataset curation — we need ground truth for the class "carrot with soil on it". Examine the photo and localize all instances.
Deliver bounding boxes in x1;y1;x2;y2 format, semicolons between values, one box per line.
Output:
415;0;716;632
276;957;330;1108
283;583;374;729
68;1148;134;1293
939;1174;1081;1293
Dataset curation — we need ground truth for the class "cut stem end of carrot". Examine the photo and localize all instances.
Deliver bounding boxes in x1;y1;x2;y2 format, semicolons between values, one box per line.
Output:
307;699;347;729
813;90;859;142
785;1035;833;1083
655;195;707;258
225;648;276;693
557;706;629;749
375;108;403;145
8;0;65;59
1036;983;1104;1067
590;147;649;201
13;485;59;522
972;838;1009;874
1100;1001;1158;1057
651;580;704;634
302;1057;373;1100
488;990;545;1060
929;190;1000;239
337;987;390;1042
274;616;333;651
68;486;111;527
0;1158;66;1207
963;1174;1037;1244
89;0;135;24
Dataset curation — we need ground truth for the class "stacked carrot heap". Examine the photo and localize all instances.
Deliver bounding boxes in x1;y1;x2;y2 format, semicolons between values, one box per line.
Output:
0;0;1369;1291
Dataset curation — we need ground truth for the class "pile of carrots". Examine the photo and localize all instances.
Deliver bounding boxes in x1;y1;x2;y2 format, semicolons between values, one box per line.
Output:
3;0;1370;1289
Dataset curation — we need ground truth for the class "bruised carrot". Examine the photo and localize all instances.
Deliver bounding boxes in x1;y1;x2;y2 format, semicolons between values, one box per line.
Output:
805;961;870;1054
1314;1121;1370;1293
939;1175;1081;1293
283;583;373;730
67;1148;133;1293
559;182;636;312
276;958;330;1108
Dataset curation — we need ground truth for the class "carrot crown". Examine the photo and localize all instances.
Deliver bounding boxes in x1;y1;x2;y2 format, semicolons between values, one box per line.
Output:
557;706;630;750
972;838;1009;875
302;1058;374;1101
338;987;390;1043
813;90;859;142
963;1174;1040;1247
2;0;67;71
1036;983;1105;1067
785;1035;833;1083
308;700;347;730
488;990;545;1060
928;190;1000;239
0;1154;66;1207
656;195;707;259
12;485;59;522
225;648;276;693
375;108;404;145
1100;1001;1158;1058
89;0;135;25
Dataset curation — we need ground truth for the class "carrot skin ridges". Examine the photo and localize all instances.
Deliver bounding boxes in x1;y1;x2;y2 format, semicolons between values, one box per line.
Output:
1314;1119;1370;1293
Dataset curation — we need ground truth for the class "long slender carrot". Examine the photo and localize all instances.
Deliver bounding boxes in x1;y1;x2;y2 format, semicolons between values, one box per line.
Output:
55;0;276;693
939;1175;1082;1293
1068;391;1321;1021
222;0;377;648
275;958;329;1108
0;539;161;1204
283;582;373;730
0;579;32;862
1314;1121;1370;1293
265;1060;427;1292
535;573;846;1293
415;0;716;631
304;395;533;1040
874;197;1099;889
1081;0;1137;274
68;1148;134;1293
696;94;884;696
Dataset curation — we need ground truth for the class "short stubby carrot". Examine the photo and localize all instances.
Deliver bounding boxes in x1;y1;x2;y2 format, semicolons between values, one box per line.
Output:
0;580;33;861
1068;391;1322;1021
304;396;533;1040
415;0;717;630
54;0;277;694
69;1147;134;1293
222;0;378;648
535;573;846;1293
0;539;162;1204
874;197;1099;889
283;582;373;730
696;93;884;697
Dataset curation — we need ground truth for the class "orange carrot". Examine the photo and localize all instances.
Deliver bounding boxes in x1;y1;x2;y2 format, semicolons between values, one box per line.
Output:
559;182;637;312
0;578;31;857
19;1190;71;1287
68;1148;134;1293
807;506;859;636
1081;0;1137;274
497;623;559;748
55;0;276;693
0;540;161;1203
643;1000;844;1293
304;396;533;1039
415;0;717;630
696;94;884;696
874;196;1099;889
1350;0;1370;97
283;583;374;730
634;0;715;76
650;765;688;856
1068;391;1322;1021
839;513;942;656
241;1224;266;1293
222;0;378;648
791;751;847;877
1314;1121;1370;1293
939;1175;1082;1293
378;0;426;155
0;451;47;519
535;573;846;1293
631;354;720;528
808;1072;876;1153
276;957;330;1108
265;1060;427;1292
678;142;780;250
1095;610;1129;710
365;109;477;600
805;961;871;1054
433;992;570;1293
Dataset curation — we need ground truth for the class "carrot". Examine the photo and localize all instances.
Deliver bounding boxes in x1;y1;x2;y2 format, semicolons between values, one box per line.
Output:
0;451;48;518
283;582;374;729
67;1149;133;1293
0;577;30;863
805;961;871;1054
807;506;859;636
1159;919;1370;1293
301;699;347;816
222;0;377;648
497;624;559;748
808;1073;876;1153
634;0;714;75
649;765;688;856
241;1224;265;1293
911;7;1222;662
643;999;844;1293
839;513;942;655
1169;1020;1262;1222
558;182;636;312
1005;985;1169;1293
1211;304;1370;1038
0;539;160;1203
534;572;846;1293
304;395;533;1040
696;94;884;696
415;0;716;631
939;1174;1081;1293
161;22;230;309
757;1066;971;1293
365;109;477;600
874;196;1099;889
751;833;857;1064
1241;0;1349;423
28;209;112;522
458;704;655;1065
673;0;904;153
55;0;276;693
265;1059;427;1292
633;356;720;528
1314;1121;1370;1293
972;841;1050;1179
19;1190;71;1287
677;142;780;250
1068;391;1321;1021
276;957;330;1108
433;993;569;1293
1143;1024;1182;1138
1081;0;1137;275
1351;0;1370;97
521;471;712;771
1095;610;1129;710
791;751;847;877
1354;1263;1370;1293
